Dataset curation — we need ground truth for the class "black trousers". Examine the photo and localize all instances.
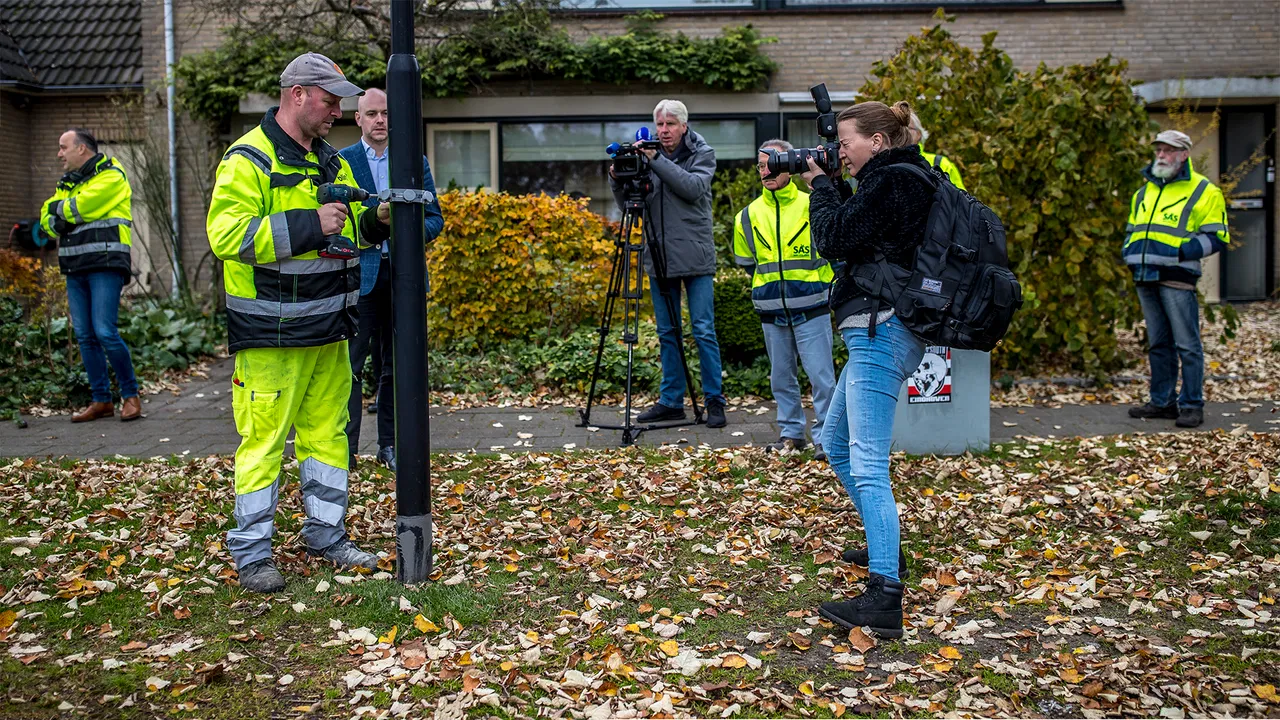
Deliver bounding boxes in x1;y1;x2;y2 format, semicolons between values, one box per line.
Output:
347;259;395;457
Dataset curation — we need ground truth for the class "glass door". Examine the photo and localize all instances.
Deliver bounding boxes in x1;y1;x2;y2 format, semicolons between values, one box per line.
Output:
1219;107;1276;302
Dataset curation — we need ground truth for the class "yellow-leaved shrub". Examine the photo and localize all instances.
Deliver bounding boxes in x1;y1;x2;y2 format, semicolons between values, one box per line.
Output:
428;191;615;347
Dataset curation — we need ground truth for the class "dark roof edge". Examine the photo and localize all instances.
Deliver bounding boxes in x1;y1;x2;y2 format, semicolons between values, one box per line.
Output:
0;81;144;94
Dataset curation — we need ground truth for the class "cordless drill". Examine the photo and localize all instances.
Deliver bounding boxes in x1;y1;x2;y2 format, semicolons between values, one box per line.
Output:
316;183;370;259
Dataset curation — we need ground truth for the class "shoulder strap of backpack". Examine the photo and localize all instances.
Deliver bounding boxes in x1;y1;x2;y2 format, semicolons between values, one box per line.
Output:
865;164;938;340
891;162;940;190
932;154;943;169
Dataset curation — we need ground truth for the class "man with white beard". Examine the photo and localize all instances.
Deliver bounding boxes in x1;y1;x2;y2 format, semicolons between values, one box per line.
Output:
1122;130;1230;429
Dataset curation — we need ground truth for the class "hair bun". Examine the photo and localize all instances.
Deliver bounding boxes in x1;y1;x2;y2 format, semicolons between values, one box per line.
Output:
890;101;912;127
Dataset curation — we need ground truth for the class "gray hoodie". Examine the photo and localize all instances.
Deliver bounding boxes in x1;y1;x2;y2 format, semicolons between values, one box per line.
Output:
610;129;717;279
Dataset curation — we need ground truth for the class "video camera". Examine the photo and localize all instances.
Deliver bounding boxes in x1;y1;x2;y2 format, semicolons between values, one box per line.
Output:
764;83;841;178
607;127;663;182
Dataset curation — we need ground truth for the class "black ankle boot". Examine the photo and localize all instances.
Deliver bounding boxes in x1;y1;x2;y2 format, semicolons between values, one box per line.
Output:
818;573;905;639
840;546;910;579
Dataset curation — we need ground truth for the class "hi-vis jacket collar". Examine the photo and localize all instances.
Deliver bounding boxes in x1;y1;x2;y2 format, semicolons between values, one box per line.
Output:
1141;157;1193;188
261;107;342;180
58;153;112;190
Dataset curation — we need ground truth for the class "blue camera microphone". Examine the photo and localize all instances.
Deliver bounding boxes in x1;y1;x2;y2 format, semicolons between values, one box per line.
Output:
605;142;622;156
635;127;653;141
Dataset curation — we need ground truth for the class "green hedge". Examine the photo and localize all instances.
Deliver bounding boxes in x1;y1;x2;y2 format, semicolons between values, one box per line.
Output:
857;17;1150;373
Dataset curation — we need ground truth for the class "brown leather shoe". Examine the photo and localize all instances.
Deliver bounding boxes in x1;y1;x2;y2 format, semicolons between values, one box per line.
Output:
120;396;142;422
72;402;114;423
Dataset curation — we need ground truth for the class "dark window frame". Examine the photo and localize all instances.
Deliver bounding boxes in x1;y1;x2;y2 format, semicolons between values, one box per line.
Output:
425;112;777;191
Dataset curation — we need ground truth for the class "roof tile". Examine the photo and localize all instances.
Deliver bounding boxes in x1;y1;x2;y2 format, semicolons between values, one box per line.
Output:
0;0;142;89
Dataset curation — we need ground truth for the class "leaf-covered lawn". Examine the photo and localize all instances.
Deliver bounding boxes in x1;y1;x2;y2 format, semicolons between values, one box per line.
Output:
2;432;1277;719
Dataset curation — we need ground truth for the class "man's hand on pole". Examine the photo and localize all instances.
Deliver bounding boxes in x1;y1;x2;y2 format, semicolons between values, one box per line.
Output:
377;202;391;225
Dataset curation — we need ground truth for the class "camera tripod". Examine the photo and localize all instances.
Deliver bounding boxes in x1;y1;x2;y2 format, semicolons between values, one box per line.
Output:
578;182;703;446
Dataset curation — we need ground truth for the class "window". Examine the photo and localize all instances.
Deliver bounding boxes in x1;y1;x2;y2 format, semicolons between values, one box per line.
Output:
428;123;498;191
563;0;755;8
501;120;644;219
500;118;758;219
785;117;823;151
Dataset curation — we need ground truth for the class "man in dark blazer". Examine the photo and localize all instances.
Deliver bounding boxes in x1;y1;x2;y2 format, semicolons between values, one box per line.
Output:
339;88;444;471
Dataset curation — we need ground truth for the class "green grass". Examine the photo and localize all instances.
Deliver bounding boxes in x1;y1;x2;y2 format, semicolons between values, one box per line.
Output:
2;435;1278;718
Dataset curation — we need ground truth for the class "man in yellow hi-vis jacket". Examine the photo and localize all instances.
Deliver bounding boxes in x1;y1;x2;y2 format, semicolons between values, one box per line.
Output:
207;53;392;593
1123;130;1229;430
40;128;143;424
733;140;836;459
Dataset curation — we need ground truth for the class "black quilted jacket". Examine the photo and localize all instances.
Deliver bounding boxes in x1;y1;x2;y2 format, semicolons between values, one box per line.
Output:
810;145;935;325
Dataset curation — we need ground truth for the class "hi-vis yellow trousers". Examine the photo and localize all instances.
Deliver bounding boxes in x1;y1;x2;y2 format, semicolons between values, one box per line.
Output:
228;341;352;566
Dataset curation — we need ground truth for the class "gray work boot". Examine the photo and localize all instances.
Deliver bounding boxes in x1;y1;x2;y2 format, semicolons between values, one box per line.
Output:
313;537;379;571
237;558;286;593
765;437;807;454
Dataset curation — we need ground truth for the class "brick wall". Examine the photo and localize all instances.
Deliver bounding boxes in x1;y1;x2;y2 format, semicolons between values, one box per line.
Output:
3;92;140;261
0;92;35;249
138;0;232;292
563;0;1280;92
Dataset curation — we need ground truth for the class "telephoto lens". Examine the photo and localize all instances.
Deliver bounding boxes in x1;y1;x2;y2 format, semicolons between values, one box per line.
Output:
763;146;840;177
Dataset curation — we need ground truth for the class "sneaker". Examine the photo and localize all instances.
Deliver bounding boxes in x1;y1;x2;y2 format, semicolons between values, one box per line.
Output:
818;573;905;639
1175;408;1204;428
1128;402;1178;420
312;537;378;571
841;546;910;580
376;446;397;471
765;437;807;453
637;403;685;424
813;444;827;462
367;400;378;415
705;397;727;429
237;558;286;593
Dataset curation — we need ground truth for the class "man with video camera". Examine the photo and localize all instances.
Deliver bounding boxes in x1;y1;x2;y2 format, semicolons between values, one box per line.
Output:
610;99;727;429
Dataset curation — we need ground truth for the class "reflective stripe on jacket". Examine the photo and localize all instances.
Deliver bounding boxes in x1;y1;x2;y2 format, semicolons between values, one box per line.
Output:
41;154;133;276
731;181;832;317
207;108;370;353
1123;158;1229;285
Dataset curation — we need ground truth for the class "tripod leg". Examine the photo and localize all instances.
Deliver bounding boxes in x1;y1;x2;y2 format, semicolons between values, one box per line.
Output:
581;219;630;426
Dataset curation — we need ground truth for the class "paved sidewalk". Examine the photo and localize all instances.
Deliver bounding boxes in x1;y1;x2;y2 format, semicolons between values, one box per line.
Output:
1;357;1276;459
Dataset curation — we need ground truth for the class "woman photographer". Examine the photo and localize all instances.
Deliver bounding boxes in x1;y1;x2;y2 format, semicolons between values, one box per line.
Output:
800;100;934;639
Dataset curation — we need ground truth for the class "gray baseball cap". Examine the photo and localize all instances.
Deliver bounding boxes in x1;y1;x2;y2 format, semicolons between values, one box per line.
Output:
279;52;364;98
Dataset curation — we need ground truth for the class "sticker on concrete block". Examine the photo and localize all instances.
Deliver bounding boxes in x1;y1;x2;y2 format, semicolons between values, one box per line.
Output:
908;346;951;404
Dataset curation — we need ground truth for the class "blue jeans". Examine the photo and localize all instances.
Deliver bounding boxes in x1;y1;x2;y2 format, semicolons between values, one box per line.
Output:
650;274;724;407
820;317;924;581
1137;285;1203;410
66;271;138;404
762;314;836;443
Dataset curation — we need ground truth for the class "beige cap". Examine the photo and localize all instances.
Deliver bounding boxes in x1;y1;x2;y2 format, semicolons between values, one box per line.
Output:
280;53;364;97
1152;130;1192;150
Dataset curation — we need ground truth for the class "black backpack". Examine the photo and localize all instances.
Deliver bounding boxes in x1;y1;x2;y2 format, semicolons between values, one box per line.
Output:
857;163;1022;352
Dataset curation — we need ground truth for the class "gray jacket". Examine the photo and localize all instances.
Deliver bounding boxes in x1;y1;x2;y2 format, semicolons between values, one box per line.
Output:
611;129;717;279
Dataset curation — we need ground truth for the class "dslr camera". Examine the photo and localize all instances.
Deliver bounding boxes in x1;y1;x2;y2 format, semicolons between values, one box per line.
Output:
607;128;663;182
764;83;841;177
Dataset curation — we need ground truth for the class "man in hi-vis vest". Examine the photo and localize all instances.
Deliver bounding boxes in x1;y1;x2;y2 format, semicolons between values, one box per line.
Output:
207;53;392;593
733;139;836;459
41;128;142;424
1123;130;1229;429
